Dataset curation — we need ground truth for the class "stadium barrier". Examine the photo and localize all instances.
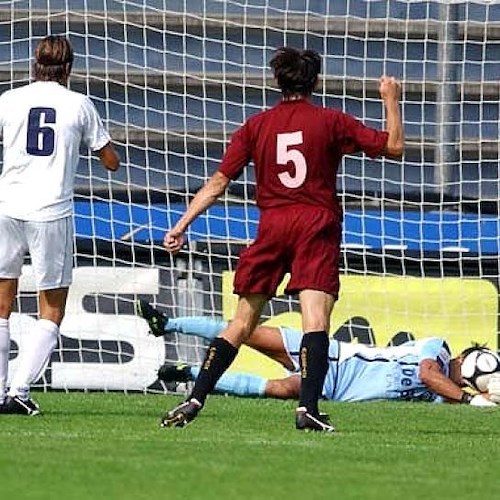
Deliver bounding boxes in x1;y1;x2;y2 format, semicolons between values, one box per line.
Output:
10;232;498;393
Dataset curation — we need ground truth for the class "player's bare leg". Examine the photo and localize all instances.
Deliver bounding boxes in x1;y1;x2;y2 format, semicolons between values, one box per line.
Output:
38;287;68;326
0;278;16;319
245;325;296;371
265;375;301;399
162;293;268;428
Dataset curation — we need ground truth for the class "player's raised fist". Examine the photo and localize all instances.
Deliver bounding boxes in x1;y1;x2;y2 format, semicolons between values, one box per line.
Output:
378;76;401;101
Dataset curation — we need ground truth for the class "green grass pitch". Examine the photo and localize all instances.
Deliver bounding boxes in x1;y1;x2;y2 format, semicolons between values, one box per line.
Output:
1;392;499;500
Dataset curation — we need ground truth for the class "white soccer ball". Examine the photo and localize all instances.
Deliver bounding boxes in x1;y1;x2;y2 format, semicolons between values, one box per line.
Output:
461;349;500;392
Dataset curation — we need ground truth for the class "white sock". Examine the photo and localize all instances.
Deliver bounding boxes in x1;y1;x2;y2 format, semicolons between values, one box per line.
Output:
0;317;9;404
8;318;59;401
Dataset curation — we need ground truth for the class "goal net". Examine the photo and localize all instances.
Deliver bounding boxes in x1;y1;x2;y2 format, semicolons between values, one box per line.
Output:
1;0;499;393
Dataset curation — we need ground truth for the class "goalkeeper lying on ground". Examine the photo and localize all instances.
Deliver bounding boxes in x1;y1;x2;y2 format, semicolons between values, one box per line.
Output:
136;301;500;407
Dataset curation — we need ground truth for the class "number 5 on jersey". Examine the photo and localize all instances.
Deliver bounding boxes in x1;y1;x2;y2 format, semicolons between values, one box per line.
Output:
276;131;307;188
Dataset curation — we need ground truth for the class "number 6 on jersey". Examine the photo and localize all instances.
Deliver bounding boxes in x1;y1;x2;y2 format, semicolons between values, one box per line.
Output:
26;107;56;156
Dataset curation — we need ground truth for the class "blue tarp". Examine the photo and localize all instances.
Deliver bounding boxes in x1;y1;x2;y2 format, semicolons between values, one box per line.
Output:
74;202;499;254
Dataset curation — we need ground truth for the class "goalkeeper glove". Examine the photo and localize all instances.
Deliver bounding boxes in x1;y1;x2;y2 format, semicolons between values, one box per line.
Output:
469;394;497;407
487;372;500;404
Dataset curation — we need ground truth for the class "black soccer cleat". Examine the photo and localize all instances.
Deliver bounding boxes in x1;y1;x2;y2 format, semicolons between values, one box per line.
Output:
295;407;335;433
160;398;202;428
0;395;41;416
318;412;332;425
135;300;167;337
157;363;193;383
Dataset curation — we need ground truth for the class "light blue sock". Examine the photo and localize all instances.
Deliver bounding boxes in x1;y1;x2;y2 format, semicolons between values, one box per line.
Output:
190;366;267;397
165;316;228;341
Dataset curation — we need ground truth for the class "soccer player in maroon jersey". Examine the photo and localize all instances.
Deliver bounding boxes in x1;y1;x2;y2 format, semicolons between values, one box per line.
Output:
162;46;404;431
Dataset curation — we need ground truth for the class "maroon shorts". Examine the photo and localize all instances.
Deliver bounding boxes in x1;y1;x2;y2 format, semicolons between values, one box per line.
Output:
233;205;341;298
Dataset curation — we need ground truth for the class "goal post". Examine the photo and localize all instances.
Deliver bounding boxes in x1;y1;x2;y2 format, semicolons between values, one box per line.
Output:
1;0;499;393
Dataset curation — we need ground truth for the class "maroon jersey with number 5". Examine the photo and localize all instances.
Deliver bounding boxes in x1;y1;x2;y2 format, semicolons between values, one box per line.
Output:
218;98;388;297
219;99;388;217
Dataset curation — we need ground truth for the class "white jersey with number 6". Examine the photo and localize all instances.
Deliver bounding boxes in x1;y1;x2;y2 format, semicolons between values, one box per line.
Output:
0;80;111;221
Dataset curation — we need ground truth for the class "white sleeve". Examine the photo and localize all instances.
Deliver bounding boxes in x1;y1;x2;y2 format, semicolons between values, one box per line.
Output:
80;96;112;151
0;91;8;128
418;337;451;370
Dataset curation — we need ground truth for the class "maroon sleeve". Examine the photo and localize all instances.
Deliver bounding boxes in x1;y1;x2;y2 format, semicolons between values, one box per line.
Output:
338;112;389;158
218;121;253;180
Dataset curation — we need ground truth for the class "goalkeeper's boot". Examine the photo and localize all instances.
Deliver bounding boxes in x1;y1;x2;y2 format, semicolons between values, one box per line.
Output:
135;300;167;337
295;407;335;433
157;363;193;383
160;398;202;428
0;395;40;416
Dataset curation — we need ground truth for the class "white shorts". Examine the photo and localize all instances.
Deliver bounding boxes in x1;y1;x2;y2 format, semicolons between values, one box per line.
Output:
0;214;73;290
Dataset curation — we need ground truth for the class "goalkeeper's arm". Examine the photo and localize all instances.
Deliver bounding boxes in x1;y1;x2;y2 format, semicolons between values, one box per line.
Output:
419;358;495;405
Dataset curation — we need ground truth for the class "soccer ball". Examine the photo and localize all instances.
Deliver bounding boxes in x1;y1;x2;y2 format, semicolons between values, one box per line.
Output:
461;349;500;392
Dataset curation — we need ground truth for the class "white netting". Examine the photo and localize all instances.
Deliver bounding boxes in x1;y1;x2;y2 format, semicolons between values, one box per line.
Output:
0;0;498;392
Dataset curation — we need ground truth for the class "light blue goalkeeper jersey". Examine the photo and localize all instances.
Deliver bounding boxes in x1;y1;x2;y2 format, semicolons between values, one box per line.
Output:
280;327;451;403
163;316;453;403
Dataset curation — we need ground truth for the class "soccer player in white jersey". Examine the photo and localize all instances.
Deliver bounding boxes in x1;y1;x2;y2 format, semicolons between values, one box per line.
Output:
0;35;120;415
137;301;496;407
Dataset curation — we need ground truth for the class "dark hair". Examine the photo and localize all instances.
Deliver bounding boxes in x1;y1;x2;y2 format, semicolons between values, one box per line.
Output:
270;47;321;97
33;35;74;84
461;342;489;358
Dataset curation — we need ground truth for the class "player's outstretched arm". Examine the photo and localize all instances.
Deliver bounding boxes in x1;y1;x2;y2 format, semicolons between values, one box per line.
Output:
419;358;472;404
379;75;404;159
164;171;231;254
98;142;120;171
